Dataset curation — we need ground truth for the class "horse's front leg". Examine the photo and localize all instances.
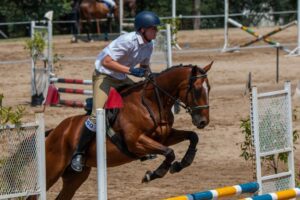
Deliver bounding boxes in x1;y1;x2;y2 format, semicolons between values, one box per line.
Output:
129;134;175;183
163;128;199;174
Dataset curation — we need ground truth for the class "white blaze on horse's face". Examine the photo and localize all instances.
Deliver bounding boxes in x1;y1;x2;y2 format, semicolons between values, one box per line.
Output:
190;73;210;129
202;80;209;104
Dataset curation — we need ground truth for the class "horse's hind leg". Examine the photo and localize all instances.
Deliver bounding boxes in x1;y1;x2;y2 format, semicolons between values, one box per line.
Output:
164;128;199;174
86;20;93;42
55;166;91;200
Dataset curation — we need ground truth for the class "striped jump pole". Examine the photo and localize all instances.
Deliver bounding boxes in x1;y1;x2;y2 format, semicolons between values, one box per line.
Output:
228;18;291;53
50;77;92;85
240;188;300;200
239;20;297;48
59;99;86;107
58;88;92;95
164;182;259;200
49;77;92;108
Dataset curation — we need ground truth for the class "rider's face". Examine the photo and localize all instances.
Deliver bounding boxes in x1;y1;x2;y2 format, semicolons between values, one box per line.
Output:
141;26;158;42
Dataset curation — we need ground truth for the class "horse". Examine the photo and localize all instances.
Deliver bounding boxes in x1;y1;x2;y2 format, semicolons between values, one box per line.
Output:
32;62;212;199
75;0;119;42
124;0;136;17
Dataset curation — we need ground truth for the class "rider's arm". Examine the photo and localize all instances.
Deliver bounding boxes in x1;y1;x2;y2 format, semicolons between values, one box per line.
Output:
101;55;130;74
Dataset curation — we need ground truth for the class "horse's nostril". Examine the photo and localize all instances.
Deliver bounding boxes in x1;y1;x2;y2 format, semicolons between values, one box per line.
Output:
200;121;206;126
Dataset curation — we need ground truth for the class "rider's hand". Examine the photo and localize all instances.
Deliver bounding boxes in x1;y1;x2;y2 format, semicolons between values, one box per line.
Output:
129;67;146;77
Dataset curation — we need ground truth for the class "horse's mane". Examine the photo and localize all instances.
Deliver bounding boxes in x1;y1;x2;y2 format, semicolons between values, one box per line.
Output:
119;64;201;97
159;64;193;74
158;63;206;75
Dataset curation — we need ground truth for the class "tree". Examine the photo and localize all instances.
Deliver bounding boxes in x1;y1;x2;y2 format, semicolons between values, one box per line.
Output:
0;0;72;37
193;0;201;29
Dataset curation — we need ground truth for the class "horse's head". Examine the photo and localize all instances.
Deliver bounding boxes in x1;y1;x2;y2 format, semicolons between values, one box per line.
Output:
180;62;212;129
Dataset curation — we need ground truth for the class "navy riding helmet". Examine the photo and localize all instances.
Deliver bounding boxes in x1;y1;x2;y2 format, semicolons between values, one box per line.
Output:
134;11;161;30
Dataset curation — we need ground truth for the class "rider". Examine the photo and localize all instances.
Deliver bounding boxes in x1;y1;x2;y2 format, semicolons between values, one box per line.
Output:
101;0;116;16
71;11;161;172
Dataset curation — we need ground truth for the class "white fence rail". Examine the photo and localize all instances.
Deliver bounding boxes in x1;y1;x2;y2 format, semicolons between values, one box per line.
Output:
251;82;295;194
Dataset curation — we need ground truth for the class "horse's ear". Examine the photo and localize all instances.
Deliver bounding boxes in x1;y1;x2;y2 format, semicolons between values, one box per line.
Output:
203;61;213;72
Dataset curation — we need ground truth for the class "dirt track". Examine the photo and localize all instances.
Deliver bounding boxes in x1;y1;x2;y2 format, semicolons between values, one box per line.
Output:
0;26;300;199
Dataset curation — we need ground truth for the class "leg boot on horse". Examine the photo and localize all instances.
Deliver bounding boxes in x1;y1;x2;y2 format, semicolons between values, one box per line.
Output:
71;124;96;172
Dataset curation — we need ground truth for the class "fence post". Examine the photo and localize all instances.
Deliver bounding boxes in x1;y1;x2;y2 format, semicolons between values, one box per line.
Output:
96;109;107;200
36;113;47;200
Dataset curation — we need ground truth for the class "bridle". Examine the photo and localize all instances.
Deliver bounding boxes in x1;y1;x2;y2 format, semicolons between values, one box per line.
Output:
145;66;210;114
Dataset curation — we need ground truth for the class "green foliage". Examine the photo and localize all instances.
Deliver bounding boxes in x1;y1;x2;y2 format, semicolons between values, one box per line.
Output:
24;31;46;62
0;0;298;35
239;116;299;174
0;94;25;128
160;18;181;46
0;0;71;37
24;29;63;72
240;118;255;161
0;0;71;22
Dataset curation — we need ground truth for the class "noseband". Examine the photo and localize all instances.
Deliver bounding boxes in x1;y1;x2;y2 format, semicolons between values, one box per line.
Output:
145;67;209;114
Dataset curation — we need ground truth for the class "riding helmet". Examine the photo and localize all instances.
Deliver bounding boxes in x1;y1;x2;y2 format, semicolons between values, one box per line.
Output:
134;11;161;30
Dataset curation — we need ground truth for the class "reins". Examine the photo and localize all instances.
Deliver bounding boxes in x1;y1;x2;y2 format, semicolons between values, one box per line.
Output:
144;67;209;114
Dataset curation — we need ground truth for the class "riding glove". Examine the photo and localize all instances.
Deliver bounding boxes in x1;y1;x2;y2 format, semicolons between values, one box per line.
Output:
129;67;146;77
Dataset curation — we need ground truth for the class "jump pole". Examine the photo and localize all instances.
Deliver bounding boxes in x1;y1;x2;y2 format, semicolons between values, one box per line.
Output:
59;100;86;107
222;0;229;51
119;0;123;33
96;109;107;200
228;18;291;53
240;188;300;200
50;77;92;85
49;77;92;107
164;182;259;200
289;0;300;55
239;21;297;48
58;88;92;95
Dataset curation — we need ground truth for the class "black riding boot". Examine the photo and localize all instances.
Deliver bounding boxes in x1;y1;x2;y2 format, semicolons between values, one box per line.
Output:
71;125;96;172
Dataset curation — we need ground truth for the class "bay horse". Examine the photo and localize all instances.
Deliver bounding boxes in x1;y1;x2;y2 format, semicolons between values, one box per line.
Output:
36;62;212;199
78;0;119;41
124;0;136;17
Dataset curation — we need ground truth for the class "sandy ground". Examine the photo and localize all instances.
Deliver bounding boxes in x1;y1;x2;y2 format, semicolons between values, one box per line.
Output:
0;26;300;199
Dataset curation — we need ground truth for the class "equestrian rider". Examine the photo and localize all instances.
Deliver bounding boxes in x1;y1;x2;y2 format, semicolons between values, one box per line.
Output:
102;0;116;16
71;11;161;172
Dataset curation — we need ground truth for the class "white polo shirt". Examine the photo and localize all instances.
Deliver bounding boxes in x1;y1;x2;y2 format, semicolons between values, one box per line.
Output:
95;31;153;80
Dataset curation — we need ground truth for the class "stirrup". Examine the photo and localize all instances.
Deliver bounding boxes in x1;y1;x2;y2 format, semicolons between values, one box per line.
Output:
71;154;85;172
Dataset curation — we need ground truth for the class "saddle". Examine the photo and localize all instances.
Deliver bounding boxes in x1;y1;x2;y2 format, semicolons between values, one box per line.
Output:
84;89;157;161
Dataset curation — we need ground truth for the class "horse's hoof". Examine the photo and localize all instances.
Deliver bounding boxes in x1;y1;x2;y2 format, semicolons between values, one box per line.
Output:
141;171;152;183
169;161;182;174
71;37;77;43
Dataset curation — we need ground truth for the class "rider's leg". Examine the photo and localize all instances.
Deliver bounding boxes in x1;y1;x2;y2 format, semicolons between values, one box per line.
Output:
71;70;135;172
71;71;108;172
71;121;96;172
